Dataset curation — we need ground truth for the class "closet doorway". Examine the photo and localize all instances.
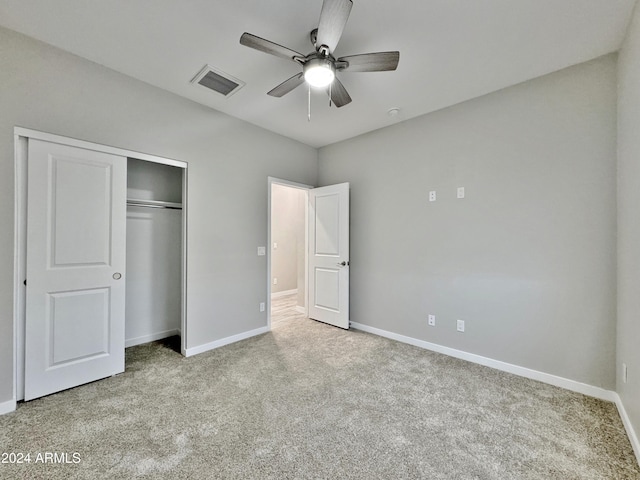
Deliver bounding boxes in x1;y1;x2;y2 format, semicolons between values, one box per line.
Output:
14;128;187;401
126;159;184;349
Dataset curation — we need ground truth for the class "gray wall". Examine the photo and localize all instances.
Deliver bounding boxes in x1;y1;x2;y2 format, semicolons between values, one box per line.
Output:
319;55;618;389
0;26;318;404
126;206;182;344
271;184;305;294
617;0;640;446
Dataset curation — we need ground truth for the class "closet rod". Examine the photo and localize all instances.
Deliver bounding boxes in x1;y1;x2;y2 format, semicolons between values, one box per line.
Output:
127;199;183;210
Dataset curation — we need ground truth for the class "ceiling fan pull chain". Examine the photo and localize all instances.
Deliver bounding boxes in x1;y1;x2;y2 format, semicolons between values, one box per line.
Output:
308;84;311;122
329;82;332;107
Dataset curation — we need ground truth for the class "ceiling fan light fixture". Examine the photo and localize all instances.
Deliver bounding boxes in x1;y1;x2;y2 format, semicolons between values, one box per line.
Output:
240;0;399;108
304;58;335;88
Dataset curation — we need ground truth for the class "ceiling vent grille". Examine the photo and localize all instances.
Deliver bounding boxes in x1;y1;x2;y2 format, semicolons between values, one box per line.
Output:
191;65;245;97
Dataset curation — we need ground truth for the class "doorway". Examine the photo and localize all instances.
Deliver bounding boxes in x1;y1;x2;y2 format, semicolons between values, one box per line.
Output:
267;178;310;329
125;158;184;350
267;177;351;330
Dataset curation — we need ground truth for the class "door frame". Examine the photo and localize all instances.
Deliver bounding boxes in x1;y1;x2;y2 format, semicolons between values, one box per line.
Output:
13;127;189;403
267;177;312;329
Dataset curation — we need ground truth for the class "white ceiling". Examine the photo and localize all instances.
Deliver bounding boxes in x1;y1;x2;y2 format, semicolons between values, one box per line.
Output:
0;0;635;147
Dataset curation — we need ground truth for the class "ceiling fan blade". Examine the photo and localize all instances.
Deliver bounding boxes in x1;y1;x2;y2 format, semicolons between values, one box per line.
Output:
267;73;305;97
240;33;304;63
316;0;353;53
337;52;400;72
328;77;352;107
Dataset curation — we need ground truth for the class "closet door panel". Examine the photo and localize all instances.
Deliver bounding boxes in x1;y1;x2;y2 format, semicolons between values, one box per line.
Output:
25;139;127;401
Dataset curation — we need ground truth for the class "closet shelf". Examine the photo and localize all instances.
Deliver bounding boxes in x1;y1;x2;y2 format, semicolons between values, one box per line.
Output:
126;199;183;210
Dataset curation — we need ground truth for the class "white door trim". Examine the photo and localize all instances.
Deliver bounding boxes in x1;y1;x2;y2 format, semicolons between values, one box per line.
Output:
267;177;312;330
13;127;188;403
11;133;27;413
14;127;187;168
180;165;188;355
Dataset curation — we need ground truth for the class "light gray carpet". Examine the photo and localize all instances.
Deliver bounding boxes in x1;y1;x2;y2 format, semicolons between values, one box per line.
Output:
1;294;638;479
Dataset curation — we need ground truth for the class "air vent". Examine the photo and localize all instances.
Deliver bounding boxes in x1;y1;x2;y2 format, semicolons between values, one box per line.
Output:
191;65;245;97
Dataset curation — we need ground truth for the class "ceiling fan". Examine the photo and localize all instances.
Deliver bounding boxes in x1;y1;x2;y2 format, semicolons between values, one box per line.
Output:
239;0;400;108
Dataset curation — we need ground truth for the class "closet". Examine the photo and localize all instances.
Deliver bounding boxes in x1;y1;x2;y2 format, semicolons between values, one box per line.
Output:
125;158;183;348
15;128;187;401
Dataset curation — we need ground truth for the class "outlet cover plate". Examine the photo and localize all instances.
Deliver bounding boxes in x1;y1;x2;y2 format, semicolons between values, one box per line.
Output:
457;319;465;332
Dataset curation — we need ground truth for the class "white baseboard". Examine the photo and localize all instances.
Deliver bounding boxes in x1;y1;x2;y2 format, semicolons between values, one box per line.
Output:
271;289;298;299
295;305;306;314
125;329;180;348
613;393;640;465
350;322;616;402
0;399;16;415
184;326;269;357
351;321;640;468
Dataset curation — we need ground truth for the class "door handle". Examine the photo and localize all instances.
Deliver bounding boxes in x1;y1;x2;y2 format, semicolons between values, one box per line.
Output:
337;261;349;267
112;272;122;280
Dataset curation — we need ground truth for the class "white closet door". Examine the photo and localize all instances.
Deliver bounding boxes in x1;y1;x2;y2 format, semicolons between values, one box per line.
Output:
25;139;127;401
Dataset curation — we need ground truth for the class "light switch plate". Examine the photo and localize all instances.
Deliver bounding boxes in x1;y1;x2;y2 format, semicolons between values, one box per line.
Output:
257;246;266;256
457;319;465;332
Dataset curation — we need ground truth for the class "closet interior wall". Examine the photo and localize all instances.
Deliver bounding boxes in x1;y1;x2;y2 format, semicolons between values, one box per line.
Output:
126;158;183;347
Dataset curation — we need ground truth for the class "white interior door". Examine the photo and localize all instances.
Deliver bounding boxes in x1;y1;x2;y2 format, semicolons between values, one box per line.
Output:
25;139;127;401
308;183;349;329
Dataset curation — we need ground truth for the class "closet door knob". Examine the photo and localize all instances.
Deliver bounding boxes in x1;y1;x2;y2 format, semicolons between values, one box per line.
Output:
113;272;122;280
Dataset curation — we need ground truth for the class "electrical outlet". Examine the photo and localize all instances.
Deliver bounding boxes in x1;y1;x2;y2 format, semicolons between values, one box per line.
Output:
259;302;265;312
429;191;437;202
457;187;465;199
456;319;465;332
623;363;628;384
428;314;436;326
273;277;278;285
